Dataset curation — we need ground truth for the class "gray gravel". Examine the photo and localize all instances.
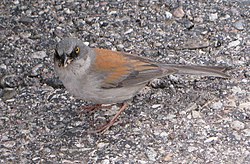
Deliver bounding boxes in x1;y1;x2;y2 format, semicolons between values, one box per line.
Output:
1;0;249;163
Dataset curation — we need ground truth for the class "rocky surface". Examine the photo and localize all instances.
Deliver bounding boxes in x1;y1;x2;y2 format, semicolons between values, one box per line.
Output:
0;0;249;163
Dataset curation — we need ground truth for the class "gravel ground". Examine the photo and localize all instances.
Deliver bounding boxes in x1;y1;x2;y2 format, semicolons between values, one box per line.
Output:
1;0;249;163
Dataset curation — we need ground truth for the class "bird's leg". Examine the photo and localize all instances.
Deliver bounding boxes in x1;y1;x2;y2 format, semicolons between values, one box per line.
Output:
80;104;113;127
88;103;129;133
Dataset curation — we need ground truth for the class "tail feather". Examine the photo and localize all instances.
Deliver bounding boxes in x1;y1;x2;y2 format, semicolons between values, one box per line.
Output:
162;64;230;78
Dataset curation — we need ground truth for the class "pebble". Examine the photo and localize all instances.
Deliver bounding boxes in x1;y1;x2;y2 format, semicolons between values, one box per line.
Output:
116;44;124;49
238;102;250;109
13;0;19;5
97;142;109;148
64;8;72;14
184;20;194;30
228;40;240;48
209;13;218;21
160;131;168;137
165;11;172;19
188;146;198;152
20;32;31;39
232;131;241;140
0;64;7;70
163;153;173;162
192;111;201;118
231;120;245;130
31;64;43;77
204;136;218;143
173;6;185;18
2;88;17;101
231;86;244;94
0;74;22;88
243;129;250;137
210;101;223;110
146;147;157;161
166;114;176;120
152;104;162;109
233;20;244;31
32;51;47;59
2;140;16;148
186;103;198;112
124;29;133;35
19;17;33;24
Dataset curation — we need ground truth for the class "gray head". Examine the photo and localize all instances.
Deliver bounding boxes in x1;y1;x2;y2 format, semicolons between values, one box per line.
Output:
54;38;88;67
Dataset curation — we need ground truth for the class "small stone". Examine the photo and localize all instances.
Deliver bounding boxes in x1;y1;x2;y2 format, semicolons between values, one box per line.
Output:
231;120;245;130
75;143;85;148
0;64;7;70
19;17;33;24
55;5;62;10
101;159;110;164
173;6;185;18
204;136;218;143
166;114;176;120
228;40;241;48
32;51;47;59
31;64;43;77
64;8;72;14
20;32;31;39
13;0;19;4
209;13;218;21
154;42;162;47
231;86;242;94
165;11;172;19
221;14;231;20
125;144;130;148
2;140;16;148
210;101;223;110
152;104;162;109
97;142;109;148
1;88;16;100
146;147;157;161
188;146;198;152
239;102;250;109
243;129;250;137
160;131;168;137
124;29;133;35
184;20;194;30
232;131;241;140
225;99;237;107
163;153;173;162
242;79;248;83
233;20;244;31
116;44;124;49
83;42;89;46
186;103;198;112
194;16;203;23
192;111;201;118
108;10;117;15
1;74;23;88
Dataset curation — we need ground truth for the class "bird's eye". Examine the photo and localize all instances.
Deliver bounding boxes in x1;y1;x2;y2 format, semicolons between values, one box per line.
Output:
75;47;80;54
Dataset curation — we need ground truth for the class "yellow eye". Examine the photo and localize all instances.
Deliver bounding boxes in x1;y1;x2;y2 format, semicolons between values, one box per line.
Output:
75;47;80;54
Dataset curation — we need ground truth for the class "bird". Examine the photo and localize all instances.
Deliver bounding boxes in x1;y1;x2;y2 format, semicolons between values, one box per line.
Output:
54;37;229;133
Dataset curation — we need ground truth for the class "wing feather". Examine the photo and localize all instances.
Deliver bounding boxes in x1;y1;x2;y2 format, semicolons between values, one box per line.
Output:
92;48;167;89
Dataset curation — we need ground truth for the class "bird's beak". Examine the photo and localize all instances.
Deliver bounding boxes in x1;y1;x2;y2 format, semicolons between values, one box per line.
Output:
62;53;68;67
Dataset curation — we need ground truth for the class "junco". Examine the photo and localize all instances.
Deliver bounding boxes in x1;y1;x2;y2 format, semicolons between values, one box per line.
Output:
54;37;229;133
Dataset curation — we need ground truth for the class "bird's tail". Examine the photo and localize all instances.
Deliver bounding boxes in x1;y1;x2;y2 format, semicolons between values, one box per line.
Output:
161;64;230;78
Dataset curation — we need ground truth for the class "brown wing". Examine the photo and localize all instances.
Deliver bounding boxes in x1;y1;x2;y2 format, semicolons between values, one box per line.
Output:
92;48;175;89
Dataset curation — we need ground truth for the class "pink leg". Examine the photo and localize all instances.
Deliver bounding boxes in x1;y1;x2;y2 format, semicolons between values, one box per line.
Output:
88;103;129;133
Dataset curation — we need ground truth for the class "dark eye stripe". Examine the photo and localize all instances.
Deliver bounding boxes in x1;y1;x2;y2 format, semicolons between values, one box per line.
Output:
69;51;78;58
54;50;60;59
